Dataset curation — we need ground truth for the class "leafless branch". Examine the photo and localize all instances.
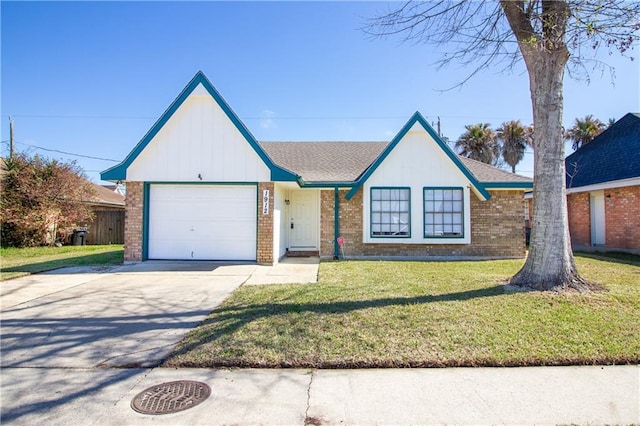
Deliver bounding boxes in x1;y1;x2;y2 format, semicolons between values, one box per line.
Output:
363;0;640;87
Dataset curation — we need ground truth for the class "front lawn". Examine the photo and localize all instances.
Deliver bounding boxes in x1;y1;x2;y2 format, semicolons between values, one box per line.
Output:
0;245;124;280
165;255;640;368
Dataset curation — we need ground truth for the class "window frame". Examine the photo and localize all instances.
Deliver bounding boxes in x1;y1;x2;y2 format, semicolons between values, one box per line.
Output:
369;186;411;238
423;186;465;239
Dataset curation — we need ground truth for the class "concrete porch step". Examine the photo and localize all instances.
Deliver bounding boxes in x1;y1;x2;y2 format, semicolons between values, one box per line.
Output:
286;250;320;257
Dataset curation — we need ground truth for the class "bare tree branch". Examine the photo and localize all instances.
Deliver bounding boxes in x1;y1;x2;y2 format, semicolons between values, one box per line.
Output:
364;0;640;86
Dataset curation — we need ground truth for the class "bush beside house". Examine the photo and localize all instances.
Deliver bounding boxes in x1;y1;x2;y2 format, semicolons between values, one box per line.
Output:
1;154;95;247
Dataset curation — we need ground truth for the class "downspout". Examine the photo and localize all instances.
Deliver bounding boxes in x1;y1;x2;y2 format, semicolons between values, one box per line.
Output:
142;182;150;261
334;186;340;260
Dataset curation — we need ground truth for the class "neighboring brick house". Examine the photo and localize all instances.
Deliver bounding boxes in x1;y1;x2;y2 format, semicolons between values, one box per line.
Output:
101;71;533;264
563;113;640;253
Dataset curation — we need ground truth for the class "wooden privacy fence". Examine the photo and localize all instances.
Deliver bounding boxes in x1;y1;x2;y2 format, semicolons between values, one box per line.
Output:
87;209;124;245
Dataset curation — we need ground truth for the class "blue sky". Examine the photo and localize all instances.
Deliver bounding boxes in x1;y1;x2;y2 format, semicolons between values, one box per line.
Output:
2;1;638;183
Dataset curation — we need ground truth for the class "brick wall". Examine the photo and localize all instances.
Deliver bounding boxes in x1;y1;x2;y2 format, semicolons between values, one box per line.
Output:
257;182;274;264
124;181;143;262
320;189;526;258
535;185;639;251
605;185;640;250
566;192;591;247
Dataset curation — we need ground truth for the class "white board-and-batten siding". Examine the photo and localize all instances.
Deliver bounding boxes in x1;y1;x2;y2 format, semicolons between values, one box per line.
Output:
127;83;270;182
363;123;472;244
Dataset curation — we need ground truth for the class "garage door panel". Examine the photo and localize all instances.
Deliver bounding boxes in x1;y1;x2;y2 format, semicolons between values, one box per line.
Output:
148;185;257;260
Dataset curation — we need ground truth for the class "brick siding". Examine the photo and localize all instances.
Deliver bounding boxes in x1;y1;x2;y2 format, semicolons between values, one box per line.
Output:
604;185;640;250
257;182;274;264
124;181;143;262
566;192;591;247
534;185;639;251
321;189;526;258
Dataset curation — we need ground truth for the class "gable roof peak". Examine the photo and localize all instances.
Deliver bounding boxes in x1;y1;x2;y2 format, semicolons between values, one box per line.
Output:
101;71;297;182
345;111;492;201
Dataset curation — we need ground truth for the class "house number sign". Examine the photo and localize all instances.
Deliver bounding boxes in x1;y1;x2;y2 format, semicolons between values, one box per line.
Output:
262;190;270;215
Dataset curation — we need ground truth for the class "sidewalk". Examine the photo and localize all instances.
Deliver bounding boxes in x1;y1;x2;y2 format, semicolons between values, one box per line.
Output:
2;365;638;425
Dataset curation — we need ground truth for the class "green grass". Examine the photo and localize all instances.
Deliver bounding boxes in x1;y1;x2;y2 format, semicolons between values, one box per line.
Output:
165;254;640;368
0;245;124;280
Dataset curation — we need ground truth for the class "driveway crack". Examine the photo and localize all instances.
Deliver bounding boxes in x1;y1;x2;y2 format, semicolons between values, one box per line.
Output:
304;370;314;425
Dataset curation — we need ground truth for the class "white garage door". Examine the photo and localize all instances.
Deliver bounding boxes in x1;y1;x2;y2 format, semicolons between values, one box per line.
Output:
148;185;257;260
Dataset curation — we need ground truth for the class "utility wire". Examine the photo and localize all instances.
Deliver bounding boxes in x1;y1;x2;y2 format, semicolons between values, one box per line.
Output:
3;140;120;162
3;114;156;120
2;113;529;121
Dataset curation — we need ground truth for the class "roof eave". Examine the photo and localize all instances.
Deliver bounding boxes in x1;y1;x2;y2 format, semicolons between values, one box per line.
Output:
566;177;640;193
87;201;126;208
101;164;126;182
482;182;534;189
299;181;358;188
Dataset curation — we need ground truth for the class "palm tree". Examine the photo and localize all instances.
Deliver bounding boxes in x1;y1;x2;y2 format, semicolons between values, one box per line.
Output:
496;120;532;173
565;115;606;151
455;123;498;165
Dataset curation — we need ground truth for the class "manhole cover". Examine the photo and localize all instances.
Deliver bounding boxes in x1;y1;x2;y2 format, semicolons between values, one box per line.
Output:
131;380;211;415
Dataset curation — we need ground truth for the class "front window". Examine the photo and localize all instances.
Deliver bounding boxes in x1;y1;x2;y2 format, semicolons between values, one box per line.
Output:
370;187;410;237
424;187;463;238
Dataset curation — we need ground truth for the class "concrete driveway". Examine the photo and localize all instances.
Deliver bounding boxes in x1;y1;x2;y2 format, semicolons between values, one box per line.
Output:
0;259;319;368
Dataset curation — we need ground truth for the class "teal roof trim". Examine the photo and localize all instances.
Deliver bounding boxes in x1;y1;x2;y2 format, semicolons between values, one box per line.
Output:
345;112;491;201
300;182;358;188
482;182;534;189
101;71;298;182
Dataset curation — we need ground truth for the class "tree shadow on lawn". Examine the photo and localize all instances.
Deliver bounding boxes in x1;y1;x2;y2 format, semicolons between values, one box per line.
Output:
165;284;506;366
574;251;640;267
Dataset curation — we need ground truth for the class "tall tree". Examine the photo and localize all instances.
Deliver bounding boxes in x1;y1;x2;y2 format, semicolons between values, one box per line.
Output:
1;153;95;247
497;120;532;173
366;1;639;291
566;115;606;151
455;123;499;165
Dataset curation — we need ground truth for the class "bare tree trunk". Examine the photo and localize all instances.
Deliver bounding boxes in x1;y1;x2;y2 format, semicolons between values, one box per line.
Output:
509;48;590;291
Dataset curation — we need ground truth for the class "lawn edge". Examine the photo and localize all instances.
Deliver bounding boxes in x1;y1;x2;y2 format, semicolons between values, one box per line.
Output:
163;356;640;369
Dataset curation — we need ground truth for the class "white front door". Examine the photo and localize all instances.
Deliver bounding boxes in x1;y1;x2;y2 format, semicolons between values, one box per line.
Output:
288;190;319;250
590;191;606;246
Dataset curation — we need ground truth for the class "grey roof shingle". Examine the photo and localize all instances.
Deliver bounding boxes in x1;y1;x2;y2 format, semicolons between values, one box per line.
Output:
260;141;532;184
565;113;640;188
260;142;388;182
458;156;532;184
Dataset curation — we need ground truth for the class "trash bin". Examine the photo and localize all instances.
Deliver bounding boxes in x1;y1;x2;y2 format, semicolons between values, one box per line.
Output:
72;227;89;246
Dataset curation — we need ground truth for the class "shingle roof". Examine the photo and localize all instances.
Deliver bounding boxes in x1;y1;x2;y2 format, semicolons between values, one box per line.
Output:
458;156;533;184
260;142;387;182
565;113;640;188
89;182;125;207
260;141;532;185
